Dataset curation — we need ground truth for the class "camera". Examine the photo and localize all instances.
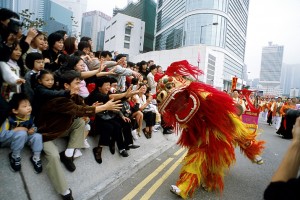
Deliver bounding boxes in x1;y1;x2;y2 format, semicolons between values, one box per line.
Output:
7;18;23;34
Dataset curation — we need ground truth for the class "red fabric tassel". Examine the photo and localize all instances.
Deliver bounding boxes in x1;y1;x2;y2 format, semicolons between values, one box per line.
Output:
165;60;204;80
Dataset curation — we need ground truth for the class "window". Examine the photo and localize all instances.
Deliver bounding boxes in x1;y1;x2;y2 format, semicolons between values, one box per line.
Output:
124;36;130;41
124;43;130;49
125;27;131;35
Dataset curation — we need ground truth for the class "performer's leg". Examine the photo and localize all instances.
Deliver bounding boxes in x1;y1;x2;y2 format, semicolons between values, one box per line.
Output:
173;147;203;199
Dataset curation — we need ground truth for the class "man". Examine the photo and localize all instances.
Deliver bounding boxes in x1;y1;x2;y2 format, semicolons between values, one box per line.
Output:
35;70;121;200
274;97;284;130
267;98;276;126
264;117;300;200
232;89;246;116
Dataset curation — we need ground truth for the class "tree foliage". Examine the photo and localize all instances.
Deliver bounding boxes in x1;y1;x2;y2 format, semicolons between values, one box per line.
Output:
19;9;47;29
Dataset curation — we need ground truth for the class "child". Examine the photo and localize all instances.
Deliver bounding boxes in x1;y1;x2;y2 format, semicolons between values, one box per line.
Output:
0;93;43;173
0;42;26;101
33;70;70;114
23;52;44;103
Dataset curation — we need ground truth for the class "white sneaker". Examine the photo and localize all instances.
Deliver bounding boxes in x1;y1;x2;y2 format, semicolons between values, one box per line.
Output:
83;139;90;149
170;185;181;196
73;149;82;158
132;130;139;140
153;125;161;132
253;155;263;165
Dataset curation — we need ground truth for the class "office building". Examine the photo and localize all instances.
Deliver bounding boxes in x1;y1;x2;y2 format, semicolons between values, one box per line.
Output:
81;10;111;51
43;0;73;34
259;42;284;89
281;63;300;96
113;0;156;52
104;13;145;58
154;0;250;87
55;0;87;37
0;0;14;10
1;0;73;34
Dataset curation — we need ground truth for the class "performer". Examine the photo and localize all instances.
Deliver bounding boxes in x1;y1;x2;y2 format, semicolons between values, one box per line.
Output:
274;97;284;130
266;98;276;126
277;98;297;138
154;60;265;199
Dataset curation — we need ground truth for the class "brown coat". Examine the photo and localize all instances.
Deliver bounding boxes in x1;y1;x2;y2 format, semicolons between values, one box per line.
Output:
35;95;95;142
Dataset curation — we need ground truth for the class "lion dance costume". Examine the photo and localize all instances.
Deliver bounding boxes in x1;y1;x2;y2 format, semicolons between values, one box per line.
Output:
154;60;265;199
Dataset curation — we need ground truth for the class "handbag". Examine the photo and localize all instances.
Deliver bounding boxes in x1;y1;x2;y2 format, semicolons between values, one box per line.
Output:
96;110;116;120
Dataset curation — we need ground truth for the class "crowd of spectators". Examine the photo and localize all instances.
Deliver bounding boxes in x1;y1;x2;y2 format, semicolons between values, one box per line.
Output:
0;8;173;200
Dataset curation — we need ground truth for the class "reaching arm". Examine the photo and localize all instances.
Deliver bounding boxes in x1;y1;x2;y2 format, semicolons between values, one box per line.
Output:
271;118;300;182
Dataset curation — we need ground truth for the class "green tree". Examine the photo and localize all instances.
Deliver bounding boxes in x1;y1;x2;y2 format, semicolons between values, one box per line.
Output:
19;9;47;29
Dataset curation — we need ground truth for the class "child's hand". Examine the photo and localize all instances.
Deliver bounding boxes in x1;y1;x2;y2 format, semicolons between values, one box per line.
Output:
122;116;131;123
27;128;35;135
13;127;28;132
16;78;26;85
44;58;50;63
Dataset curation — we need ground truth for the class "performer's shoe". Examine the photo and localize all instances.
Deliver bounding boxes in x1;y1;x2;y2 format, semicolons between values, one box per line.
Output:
170;185;181;196
201;183;209;192
253;155;264;165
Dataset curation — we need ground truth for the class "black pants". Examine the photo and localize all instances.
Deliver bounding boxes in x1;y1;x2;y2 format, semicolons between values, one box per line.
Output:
95;116;125;151
0;95;9;125
267;111;273;124
116;117;134;147
143;111;156;127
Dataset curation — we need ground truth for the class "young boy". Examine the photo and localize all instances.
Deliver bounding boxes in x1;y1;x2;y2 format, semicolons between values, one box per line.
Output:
0;93;43;173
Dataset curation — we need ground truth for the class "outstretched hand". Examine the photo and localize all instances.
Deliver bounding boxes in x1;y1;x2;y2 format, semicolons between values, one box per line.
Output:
103;99;122;112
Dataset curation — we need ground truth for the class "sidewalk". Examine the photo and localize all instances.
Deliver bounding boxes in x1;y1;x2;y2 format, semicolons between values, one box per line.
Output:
0;128;179;200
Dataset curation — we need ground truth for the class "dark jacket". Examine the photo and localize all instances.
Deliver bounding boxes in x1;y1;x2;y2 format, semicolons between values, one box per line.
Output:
33;84;70;116
35;95;95;142
42;49;62;72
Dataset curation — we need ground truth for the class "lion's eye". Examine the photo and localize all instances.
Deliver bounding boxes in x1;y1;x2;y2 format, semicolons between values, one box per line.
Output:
157;90;167;104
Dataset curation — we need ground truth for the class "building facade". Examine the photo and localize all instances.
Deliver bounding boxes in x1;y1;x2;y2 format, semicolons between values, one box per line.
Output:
55;0;87;37
154;0;250;86
104;13;145;58
43;0;73;34
81;10;111;51
113;0;156;52
1;0;73;34
259;42;284;91
281;63;300;96
131;45;226;91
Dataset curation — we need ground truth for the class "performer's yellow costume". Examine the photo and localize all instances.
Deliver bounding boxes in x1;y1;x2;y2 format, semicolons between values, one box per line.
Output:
154;60;265;199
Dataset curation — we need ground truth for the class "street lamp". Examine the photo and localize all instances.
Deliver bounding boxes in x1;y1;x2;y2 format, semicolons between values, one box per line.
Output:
200;22;218;44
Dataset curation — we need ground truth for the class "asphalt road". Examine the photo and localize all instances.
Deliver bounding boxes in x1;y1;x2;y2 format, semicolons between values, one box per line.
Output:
102;117;292;200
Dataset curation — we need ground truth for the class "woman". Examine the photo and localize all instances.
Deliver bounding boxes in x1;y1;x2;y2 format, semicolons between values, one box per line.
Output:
135;84;156;139
42;32;64;72
85;76;131;164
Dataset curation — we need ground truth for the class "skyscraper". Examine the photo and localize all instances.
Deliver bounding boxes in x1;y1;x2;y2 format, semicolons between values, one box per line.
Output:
55;0;87;37
259;42;284;89
81;10;111;51
1;0;73;34
113;0;156;52
155;0;250;84
43;0;73;34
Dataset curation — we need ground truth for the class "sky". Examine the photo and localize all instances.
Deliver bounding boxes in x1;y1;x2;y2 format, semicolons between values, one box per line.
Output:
87;0;300;79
